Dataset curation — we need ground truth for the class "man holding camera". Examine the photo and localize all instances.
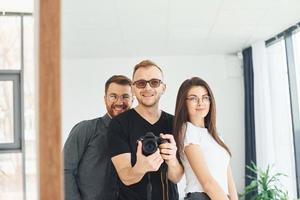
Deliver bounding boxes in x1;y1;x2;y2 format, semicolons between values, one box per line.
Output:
108;60;183;200
63;75;133;200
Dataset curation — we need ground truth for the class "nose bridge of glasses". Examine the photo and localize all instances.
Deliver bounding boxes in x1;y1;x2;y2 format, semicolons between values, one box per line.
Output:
195;97;202;105
145;80;153;88
116;95;124;102
109;95;125;102
195;96;206;105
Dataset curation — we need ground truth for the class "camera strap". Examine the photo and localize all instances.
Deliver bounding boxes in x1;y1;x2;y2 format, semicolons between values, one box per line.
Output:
160;163;169;200
146;163;169;200
147;173;152;200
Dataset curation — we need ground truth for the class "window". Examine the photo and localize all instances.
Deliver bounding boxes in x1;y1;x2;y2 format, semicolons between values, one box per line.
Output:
292;29;300;197
293;31;300;113
0;72;21;150
0;81;14;143
0;13;36;200
0;153;24;199
265;24;300;198
266;40;297;198
0;16;21;70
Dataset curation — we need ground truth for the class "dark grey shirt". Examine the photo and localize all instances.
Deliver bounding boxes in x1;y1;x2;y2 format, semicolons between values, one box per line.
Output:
63;114;118;200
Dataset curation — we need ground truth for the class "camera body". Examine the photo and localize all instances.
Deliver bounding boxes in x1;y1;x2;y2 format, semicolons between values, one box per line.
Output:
140;132;168;156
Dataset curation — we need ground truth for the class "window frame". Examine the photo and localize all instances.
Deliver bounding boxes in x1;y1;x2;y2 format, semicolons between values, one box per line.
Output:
0;71;22;152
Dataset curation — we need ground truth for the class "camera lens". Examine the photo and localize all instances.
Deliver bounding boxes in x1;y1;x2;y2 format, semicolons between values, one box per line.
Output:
143;140;157;156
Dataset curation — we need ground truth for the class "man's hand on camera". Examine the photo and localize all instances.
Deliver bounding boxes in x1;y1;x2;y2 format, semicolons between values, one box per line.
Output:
133;141;164;175
159;134;178;166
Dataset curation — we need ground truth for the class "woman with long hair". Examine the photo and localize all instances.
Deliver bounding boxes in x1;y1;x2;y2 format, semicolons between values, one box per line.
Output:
173;77;238;200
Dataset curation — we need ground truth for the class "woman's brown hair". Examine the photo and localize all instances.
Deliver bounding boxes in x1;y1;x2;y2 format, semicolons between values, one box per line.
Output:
173;77;231;163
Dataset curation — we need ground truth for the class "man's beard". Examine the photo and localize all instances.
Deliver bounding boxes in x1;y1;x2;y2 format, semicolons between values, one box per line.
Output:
107;104;129;117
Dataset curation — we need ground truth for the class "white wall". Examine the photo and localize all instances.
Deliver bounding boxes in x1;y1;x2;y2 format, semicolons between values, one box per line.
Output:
61;55;245;196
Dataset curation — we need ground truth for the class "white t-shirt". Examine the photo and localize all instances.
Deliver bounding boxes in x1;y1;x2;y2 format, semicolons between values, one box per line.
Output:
182;122;230;194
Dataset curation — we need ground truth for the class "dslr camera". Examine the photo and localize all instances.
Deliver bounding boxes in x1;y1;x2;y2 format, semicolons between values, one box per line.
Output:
140;132;168;156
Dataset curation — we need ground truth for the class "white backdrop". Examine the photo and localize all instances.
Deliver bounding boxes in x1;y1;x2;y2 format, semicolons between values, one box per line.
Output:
61;55;245;197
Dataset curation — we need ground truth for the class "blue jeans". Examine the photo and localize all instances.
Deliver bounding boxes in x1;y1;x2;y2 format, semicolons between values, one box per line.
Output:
184;192;210;200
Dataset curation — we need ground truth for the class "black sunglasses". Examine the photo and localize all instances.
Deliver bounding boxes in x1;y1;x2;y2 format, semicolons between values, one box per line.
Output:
133;79;163;89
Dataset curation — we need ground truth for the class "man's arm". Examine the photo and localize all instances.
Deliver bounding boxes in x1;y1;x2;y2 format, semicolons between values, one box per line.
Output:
63;122;92;200
111;141;164;186
159;134;184;183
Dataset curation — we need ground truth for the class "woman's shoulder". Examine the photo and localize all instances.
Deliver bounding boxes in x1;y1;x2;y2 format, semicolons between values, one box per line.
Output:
184;122;209;145
186;122;208;135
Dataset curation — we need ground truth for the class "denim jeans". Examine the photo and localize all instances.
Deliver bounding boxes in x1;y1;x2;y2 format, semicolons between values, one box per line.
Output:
184;192;210;200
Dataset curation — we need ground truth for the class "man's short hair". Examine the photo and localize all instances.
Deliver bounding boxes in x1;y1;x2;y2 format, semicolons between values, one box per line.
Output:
105;75;132;94
133;60;163;79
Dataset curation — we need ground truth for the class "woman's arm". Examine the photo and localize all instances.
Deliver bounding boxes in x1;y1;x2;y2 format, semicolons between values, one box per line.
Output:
227;165;238;200
185;144;229;200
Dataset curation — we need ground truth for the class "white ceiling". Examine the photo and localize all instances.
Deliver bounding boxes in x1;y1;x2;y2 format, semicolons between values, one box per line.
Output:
62;0;300;58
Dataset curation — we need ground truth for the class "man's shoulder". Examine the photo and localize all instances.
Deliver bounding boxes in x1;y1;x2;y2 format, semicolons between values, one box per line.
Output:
63;117;103;149
68;117;103;137
74;117;101;128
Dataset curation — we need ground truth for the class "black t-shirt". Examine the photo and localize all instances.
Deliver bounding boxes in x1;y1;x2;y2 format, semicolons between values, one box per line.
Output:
108;109;179;200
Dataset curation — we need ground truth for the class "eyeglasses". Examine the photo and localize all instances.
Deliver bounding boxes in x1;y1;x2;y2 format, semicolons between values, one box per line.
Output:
186;95;211;105
132;79;163;89
107;94;132;102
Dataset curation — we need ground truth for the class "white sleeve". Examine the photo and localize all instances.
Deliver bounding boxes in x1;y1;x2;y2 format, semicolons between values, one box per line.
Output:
184;123;202;146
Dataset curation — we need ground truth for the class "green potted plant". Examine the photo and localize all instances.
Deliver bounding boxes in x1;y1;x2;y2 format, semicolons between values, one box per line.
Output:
239;162;289;200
